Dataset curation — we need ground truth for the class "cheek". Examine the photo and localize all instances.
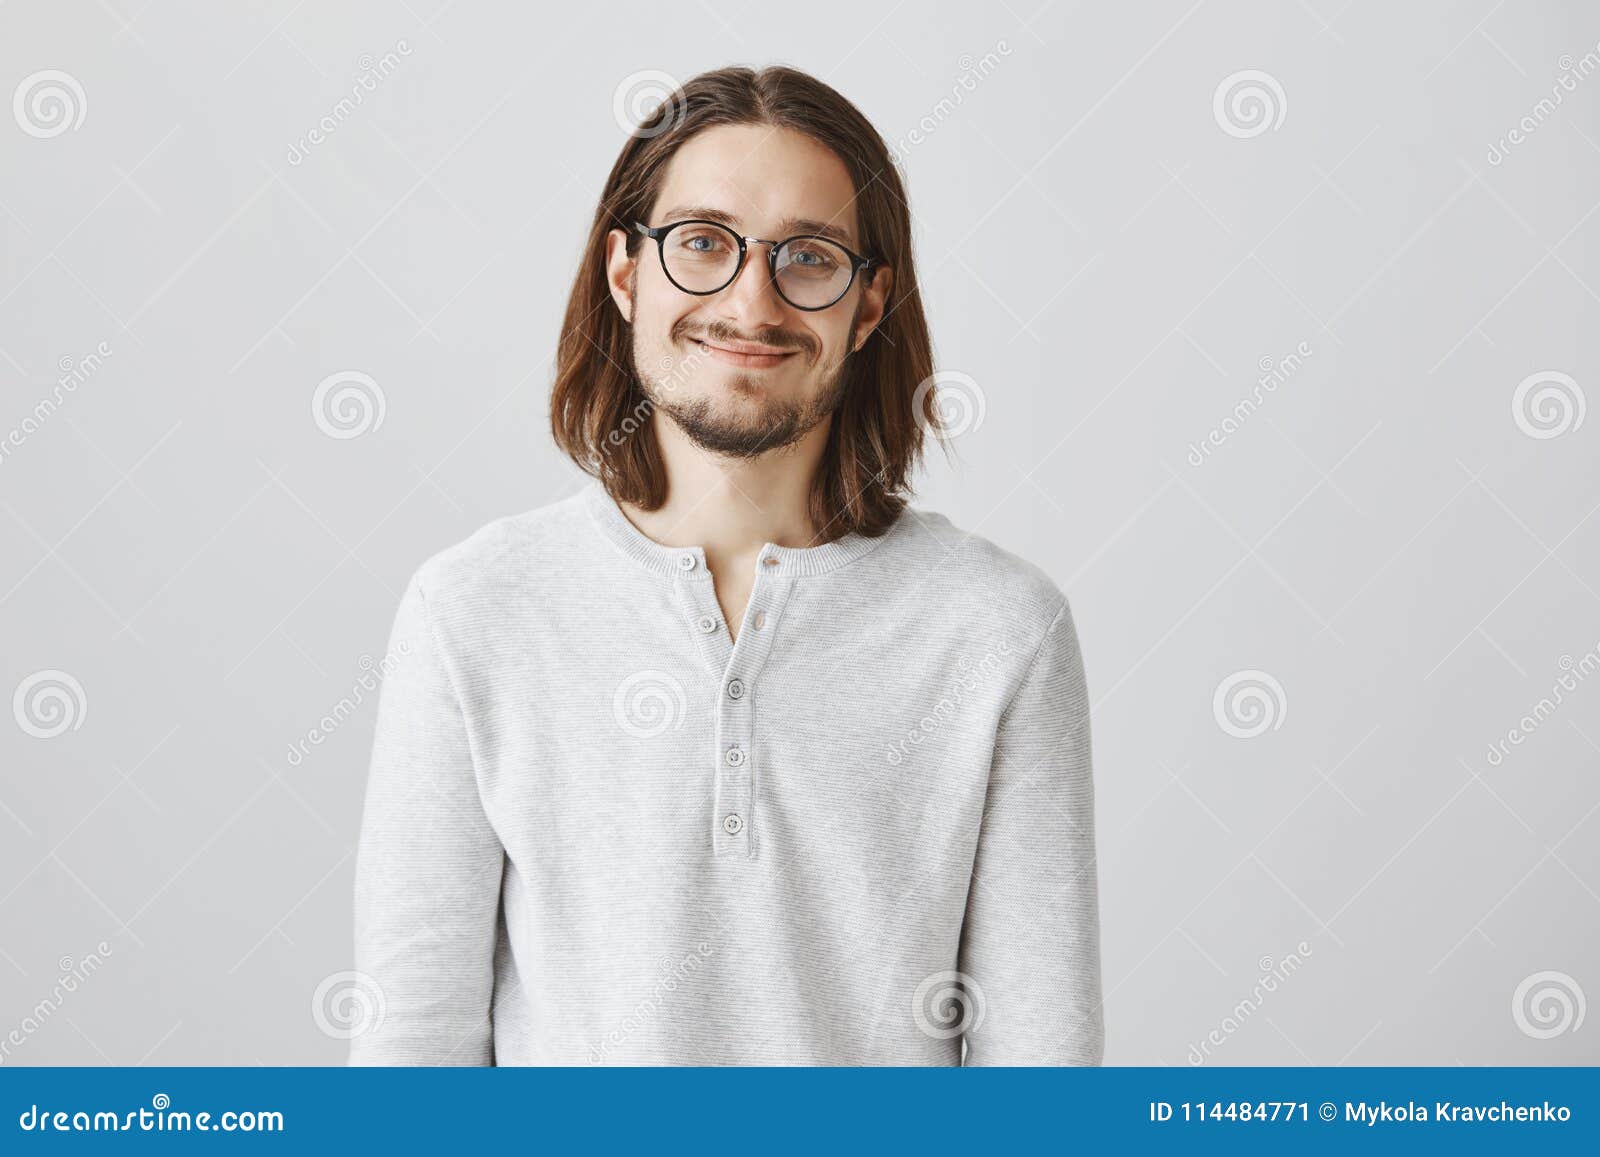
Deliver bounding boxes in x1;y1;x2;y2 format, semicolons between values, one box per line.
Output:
811;322;851;361
633;284;692;342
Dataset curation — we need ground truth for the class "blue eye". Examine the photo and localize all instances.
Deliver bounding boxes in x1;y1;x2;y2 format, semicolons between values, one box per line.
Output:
784;243;839;271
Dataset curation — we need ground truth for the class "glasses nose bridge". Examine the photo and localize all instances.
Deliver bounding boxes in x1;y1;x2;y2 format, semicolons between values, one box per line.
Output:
721;233;785;303
738;234;783;270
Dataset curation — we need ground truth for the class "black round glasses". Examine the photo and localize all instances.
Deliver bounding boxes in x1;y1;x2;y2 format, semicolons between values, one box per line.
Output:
633;218;876;312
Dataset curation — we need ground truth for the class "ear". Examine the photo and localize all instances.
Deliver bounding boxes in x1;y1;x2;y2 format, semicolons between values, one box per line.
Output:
604;227;637;324
851;263;893;352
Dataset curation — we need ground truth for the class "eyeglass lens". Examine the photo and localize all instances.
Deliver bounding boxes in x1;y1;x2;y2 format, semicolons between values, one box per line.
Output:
660;222;855;308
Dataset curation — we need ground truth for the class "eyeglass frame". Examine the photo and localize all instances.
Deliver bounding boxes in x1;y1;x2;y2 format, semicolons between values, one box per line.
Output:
632;218;878;312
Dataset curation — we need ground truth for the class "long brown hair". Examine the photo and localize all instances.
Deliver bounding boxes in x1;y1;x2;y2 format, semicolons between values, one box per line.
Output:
549;65;941;542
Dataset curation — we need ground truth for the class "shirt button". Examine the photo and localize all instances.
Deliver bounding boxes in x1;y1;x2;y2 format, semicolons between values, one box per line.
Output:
726;678;745;700
677;553;697;571
722;814;744;835
696;615;718;633
725;746;745;767
762;556;780;568
753;610;767;630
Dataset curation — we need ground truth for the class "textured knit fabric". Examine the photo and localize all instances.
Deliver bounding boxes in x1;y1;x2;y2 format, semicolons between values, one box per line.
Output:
349;478;1102;1066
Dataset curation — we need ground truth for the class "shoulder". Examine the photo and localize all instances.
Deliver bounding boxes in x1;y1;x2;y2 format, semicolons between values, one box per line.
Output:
882;500;1075;652
405;485;591;610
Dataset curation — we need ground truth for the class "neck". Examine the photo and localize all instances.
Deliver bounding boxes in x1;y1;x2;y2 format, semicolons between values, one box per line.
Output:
618;412;834;567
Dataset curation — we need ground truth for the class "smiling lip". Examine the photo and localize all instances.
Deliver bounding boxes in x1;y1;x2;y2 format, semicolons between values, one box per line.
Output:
693;338;798;369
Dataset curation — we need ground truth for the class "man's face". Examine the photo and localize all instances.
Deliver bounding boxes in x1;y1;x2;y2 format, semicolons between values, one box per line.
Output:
606;124;888;459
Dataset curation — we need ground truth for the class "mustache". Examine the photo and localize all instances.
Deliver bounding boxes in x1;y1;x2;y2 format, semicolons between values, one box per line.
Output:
674;320;816;360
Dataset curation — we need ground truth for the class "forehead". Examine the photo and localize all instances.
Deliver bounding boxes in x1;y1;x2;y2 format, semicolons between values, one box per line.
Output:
652;123;862;245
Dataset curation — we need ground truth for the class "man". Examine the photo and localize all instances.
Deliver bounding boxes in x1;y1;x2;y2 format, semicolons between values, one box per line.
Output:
350;64;1102;1066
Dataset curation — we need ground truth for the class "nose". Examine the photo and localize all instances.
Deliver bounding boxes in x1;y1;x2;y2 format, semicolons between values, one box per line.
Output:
718;238;786;324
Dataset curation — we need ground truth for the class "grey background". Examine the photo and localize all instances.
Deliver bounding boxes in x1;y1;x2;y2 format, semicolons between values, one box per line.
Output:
2;0;1596;1065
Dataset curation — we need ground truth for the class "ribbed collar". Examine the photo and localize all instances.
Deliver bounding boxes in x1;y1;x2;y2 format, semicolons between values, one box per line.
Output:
581;477;899;579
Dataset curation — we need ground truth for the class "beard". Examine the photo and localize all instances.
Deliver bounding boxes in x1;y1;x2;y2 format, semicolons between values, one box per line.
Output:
628;311;857;460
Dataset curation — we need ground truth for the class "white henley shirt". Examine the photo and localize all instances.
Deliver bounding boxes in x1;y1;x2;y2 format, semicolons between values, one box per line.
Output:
349;477;1102;1065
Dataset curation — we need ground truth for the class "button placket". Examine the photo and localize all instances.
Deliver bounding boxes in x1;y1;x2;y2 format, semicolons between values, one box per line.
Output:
673;562;732;678
711;555;795;861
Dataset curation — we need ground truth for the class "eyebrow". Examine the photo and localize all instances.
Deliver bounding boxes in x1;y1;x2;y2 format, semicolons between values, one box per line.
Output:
657;205;860;251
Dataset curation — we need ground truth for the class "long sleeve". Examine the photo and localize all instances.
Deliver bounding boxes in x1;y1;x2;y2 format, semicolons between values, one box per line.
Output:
348;573;505;1065
958;597;1103;1065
